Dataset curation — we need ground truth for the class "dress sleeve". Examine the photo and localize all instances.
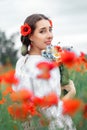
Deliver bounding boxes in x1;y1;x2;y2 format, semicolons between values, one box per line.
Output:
15;56;26;76
12;56;32;91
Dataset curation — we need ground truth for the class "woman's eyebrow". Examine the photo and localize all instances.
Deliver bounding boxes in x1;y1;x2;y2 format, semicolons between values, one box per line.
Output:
39;26;51;30
39;27;46;30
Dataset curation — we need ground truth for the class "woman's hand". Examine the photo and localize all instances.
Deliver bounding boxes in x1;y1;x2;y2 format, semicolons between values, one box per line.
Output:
61;80;76;100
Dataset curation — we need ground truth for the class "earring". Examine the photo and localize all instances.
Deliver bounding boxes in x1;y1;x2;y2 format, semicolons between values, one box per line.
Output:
21;44;28;56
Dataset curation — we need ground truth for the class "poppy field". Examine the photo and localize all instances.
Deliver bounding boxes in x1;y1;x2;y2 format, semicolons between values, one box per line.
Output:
0;49;87;130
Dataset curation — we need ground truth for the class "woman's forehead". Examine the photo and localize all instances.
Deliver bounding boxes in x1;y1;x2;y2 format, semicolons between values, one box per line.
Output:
35;19;50;29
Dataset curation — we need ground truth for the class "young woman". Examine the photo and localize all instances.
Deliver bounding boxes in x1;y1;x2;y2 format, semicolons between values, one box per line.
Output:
13;13;76;130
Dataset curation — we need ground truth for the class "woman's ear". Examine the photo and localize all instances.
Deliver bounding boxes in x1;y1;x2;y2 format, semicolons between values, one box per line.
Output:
29;34;33;42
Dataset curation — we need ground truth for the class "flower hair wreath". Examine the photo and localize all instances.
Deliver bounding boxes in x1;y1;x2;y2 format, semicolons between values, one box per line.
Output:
20;23;31;36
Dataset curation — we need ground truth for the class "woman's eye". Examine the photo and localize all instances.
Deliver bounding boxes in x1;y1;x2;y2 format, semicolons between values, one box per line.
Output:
40;30;46;33
39;28;52;33
40;31;44;33
49;28;52;32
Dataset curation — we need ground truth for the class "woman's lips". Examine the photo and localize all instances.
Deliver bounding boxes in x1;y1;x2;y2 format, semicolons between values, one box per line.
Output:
45;41;51;45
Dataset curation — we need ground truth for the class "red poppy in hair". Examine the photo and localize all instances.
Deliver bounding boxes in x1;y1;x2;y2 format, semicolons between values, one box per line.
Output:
20;23;31;36
49;20;53;27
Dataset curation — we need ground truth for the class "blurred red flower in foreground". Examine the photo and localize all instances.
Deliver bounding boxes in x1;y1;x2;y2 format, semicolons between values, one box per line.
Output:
37;61;57;70
60;50;77;67
63;99;82;116
0;70;19;85
8;103;30;120
2;86;13;96
0;98;6;104
83;104;87;119
10;89;33;102
33;92;58;107
36;61;57;79
8;89;58;120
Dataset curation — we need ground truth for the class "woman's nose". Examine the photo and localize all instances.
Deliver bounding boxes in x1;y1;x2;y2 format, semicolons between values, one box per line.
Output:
47;31;53;38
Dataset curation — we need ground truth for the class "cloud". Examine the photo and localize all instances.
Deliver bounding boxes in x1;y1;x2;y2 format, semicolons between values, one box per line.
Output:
0;0;55;32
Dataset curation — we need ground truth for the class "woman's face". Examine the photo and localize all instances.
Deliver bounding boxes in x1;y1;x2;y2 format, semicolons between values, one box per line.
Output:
29;19;53;52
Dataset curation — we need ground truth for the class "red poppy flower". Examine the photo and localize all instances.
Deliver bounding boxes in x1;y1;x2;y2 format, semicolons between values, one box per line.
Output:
2;86;13;96
37;61;57;70
83;104;87;119
63;99;82;116
37;72;51;79
20;23;31;36
2;70;19;85
33;96;43;106
42;92;58;107
61;50;77;67
33;92;58;108
26;102;38;116
36;61;57;79
8;103;29;120
49;20;53;27
10;89;33;102
0;98;6;104
54;45;62;52
0;75;2;83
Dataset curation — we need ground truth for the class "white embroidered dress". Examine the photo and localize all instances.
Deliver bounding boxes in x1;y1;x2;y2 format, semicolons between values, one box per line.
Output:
13;54;76;130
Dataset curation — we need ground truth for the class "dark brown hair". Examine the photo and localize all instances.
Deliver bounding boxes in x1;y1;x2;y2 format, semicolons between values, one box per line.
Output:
21;14;50;55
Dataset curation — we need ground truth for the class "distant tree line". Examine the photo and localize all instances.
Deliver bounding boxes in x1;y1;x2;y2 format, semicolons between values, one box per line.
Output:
0;30;19;66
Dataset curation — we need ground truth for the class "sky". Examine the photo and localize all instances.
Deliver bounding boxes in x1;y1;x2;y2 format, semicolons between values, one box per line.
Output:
0;0;87;54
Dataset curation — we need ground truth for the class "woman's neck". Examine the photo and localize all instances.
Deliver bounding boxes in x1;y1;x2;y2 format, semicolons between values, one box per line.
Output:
28;49;41;55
